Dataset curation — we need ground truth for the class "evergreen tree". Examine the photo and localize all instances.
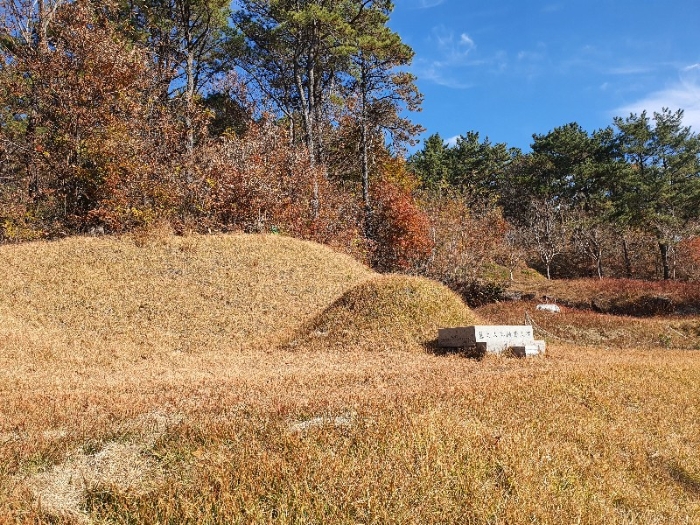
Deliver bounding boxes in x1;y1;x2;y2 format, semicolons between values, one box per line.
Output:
613;108;700;279
231;0;419;168
407;133;451;188
347;0;422;212
232;0;355;165
447;131;516;210
119;0;231;151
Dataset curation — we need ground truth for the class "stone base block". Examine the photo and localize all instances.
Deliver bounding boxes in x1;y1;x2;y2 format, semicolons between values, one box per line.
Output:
509;340;546;357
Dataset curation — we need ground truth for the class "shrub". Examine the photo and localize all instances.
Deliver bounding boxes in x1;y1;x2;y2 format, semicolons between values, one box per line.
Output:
676;236;700;281
367;179;433;273
419;192;509;285
196;120;365;256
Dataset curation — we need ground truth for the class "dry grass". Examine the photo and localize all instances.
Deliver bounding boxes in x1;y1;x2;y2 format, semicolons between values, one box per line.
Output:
478;301;700;350
507;277;700;316
1;233;699;523
286;274;478;350
0;231;372;360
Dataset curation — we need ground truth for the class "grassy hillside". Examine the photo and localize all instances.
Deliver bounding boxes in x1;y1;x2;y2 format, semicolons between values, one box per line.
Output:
0;232;374;359
1;233;699;524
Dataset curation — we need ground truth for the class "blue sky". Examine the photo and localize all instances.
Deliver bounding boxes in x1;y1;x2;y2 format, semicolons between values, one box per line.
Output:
389;0;700;152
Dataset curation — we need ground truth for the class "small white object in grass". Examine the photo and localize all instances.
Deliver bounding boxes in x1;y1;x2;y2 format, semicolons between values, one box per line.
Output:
536;304;561;313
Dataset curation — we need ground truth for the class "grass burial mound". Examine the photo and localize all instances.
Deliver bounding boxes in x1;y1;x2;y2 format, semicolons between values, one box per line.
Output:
0;231;373;361
287;274;479;350
1;232;700;524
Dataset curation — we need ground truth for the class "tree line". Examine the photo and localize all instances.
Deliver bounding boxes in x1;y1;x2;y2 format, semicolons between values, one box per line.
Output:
1;0;699;285
409;113;700;281
0;0;429;269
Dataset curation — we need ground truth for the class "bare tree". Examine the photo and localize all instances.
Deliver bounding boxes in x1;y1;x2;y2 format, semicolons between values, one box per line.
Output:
524;198;569;279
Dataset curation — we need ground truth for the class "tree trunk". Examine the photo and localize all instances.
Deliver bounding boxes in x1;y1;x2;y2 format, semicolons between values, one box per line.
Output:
26;0;51;204
359;61;376;241
185;50;195;156
293;67;319;218
622;236;632;278
183;2;195;158
294;69;315;166
360;64;370;212
659;241;671;280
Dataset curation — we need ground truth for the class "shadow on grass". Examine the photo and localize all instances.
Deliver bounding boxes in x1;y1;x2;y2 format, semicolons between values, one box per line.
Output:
424;340;486;360
665;461;700;496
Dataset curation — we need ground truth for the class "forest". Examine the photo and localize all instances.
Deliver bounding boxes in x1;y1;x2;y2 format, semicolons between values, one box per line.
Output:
1;0;699;288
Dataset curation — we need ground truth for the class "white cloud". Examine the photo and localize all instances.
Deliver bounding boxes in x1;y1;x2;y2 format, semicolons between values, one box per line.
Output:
430;26;477;66
517;49;545;62
411;26;480;89
460;33;475;49
608;65;654;76
418;64;474;89
445;135;460;147
409;0;445;8
614;66;700;132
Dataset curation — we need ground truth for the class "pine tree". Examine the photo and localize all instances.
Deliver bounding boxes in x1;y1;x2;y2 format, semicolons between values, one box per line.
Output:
613;108;700;279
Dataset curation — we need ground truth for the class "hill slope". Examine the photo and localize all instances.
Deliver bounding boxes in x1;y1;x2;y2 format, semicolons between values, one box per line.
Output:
2;234;700;524
0;233;474;359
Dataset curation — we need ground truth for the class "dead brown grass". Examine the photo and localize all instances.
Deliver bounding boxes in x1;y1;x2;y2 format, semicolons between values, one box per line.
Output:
286;274;479;351
0;231;372;361
1;233;699;524
508;277;700;316
478;301;700;350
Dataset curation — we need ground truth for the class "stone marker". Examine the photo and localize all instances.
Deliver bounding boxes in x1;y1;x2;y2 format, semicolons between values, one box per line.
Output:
438;325;545;356
536;304;561;313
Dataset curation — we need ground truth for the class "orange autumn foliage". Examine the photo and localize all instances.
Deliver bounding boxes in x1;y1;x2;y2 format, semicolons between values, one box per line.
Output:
195;120;364;256
368;179;433;273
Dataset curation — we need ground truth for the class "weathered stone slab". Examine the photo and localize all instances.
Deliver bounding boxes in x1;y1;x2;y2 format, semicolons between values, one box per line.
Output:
437;325;545;356
438;325;534;347
510;341;546;357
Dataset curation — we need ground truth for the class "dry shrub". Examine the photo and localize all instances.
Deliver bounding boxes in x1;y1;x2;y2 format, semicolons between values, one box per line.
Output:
676;236;700;281
286;274;477;350
599;229;666;280
368;179;434;273
420;192;509;287
197;120;364;256
327;143;435;272
0;1;178;237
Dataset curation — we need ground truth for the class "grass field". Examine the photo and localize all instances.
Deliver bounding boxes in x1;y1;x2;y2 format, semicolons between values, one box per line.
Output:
1;232;699;523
